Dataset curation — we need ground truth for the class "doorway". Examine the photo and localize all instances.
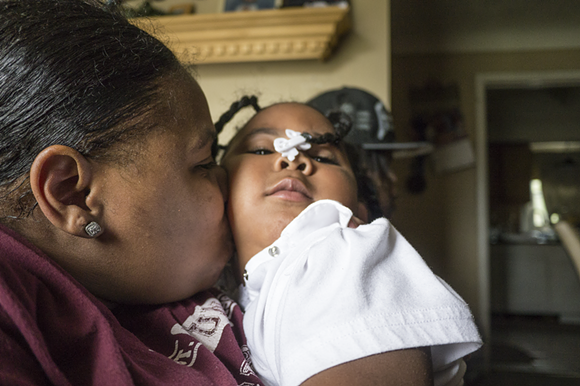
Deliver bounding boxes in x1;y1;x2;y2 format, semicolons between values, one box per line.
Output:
474;71;580;382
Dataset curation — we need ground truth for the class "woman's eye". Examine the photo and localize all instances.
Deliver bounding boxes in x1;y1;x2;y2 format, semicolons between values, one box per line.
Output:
198;161;217;170
249;148;273;155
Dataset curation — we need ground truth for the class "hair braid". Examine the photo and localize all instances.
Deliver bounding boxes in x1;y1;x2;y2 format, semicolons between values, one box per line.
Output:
215;98;352;158
306;110;352;146
213;95;261;157
214;95;261;135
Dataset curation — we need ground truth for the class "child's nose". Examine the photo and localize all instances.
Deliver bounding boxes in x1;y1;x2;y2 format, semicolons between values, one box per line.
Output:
275;153;313;174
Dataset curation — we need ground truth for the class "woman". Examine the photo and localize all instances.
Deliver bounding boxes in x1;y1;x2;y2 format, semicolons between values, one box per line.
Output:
0;1;434;385
0;1;259;384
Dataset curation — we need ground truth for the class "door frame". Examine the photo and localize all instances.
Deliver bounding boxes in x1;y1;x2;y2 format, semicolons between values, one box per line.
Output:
474;70;580;344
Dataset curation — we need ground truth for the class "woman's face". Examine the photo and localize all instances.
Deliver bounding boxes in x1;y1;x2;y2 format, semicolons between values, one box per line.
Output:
88;73;232;304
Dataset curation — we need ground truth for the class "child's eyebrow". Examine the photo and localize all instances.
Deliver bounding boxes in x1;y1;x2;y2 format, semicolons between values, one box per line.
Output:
241;126;341;148
242;127;279;141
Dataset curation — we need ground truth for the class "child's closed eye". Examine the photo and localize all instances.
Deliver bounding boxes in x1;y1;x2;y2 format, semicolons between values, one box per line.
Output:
248;148;274;155
311;155;339;165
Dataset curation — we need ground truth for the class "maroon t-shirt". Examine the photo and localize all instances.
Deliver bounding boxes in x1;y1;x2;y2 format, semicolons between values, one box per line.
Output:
0;224;262;385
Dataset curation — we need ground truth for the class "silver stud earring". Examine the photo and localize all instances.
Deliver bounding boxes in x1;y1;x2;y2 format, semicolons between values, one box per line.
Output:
84;221;102;238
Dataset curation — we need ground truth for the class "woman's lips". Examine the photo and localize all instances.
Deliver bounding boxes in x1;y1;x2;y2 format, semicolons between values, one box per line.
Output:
266;178;312;202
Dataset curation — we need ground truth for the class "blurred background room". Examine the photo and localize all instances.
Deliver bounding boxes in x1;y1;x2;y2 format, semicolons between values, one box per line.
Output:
390;2;580;384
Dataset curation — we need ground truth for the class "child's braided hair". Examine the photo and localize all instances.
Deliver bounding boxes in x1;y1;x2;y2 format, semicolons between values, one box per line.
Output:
214;95;262;135
214;95;352;157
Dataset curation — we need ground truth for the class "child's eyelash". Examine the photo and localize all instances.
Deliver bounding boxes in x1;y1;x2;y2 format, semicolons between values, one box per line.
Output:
312;156;338;165
244;142;340;166
247;147;339;165
248;148;273;155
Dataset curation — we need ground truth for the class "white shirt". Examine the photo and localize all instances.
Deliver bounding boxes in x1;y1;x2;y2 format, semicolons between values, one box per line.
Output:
239;200;482;386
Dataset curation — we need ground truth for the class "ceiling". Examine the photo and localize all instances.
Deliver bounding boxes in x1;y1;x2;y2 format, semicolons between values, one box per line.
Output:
391;0;580;54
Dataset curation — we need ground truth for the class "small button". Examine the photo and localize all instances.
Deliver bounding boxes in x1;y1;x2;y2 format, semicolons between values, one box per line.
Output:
268;246;280;257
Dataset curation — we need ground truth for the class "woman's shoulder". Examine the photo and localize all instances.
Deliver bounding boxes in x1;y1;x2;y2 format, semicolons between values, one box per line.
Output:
0;224;132;383
114;288;259;385
0;227;255;385
0;222;101;311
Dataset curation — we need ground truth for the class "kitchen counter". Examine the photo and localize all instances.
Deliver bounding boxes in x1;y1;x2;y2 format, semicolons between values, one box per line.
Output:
491;243;580;324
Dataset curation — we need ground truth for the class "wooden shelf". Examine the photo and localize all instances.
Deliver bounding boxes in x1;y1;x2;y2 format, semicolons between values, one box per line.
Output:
131;6;351;65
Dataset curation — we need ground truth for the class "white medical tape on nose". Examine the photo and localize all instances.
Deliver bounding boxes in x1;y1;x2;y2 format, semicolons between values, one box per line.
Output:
273;129;311;161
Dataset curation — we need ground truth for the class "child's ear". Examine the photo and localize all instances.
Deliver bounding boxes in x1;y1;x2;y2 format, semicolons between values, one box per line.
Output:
30;145;98;237
356;202;369;223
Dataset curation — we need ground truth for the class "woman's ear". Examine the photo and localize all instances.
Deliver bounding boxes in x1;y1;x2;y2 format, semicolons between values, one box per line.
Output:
30;145;97;237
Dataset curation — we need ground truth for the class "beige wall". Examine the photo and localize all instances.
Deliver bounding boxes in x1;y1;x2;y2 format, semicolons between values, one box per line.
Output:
391;49;580;327
131;0;391;138
185;0;391;143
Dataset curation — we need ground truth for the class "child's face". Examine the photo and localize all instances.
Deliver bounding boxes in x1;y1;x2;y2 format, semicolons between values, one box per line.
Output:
221;103;358;260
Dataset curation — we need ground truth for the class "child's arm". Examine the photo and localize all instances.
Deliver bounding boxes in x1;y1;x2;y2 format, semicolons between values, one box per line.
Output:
300;347;433;386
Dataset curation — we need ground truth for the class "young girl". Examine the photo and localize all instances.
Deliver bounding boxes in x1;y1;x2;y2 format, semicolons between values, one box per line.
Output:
218;99;482;386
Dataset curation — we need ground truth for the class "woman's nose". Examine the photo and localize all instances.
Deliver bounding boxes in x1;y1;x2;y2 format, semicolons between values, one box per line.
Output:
275;153;313;174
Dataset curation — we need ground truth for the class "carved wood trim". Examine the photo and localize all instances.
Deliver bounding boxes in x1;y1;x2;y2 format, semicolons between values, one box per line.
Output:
131;6;351;64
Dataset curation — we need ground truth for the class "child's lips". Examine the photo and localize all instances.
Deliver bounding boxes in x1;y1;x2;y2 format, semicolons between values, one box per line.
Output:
266;178;312;201
271;190;310;201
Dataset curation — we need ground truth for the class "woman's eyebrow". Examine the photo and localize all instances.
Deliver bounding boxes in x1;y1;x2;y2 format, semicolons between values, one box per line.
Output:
193;126;217;150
